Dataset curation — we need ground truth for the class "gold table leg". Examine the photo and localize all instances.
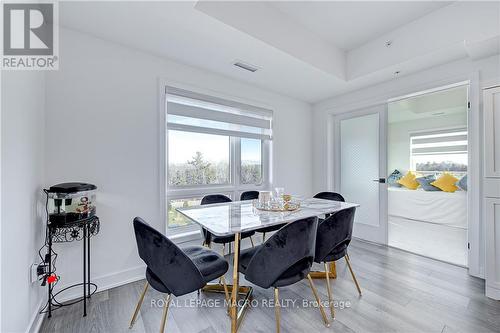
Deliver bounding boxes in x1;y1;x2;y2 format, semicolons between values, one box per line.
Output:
200;234;253;332
309;261;337;279
202;284;252;295
231;232;240;333
324;263;335;319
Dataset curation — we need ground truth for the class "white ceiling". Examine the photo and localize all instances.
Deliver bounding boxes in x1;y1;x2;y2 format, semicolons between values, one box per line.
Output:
270;1;451;50
58;1;345;102
388;85;468;123
58;1;499;103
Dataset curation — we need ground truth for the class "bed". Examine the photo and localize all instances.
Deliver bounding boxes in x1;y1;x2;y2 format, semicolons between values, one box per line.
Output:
388;187;467;229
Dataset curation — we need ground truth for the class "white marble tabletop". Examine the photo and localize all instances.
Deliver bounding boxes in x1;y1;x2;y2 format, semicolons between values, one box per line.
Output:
176;198;360;236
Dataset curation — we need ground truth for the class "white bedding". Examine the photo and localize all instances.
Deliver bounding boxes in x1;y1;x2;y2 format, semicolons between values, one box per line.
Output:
388;187;467;229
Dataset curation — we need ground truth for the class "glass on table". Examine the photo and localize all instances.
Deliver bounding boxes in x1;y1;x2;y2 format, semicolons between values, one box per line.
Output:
274;187;284;200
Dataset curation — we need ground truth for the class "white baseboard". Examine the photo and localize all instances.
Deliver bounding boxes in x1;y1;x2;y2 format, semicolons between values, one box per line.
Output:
55;264;146;303
25;298;46;333
486;284;500;300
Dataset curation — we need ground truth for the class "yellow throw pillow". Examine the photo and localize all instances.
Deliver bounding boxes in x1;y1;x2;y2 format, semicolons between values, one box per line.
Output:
397;171;419;190
431;173;459;192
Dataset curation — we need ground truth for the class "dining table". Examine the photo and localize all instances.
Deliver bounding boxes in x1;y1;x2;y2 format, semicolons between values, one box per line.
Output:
177;197;360;333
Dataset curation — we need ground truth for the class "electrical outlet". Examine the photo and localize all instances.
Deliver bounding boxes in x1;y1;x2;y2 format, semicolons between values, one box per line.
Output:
30;264;39;283
31;263;49;284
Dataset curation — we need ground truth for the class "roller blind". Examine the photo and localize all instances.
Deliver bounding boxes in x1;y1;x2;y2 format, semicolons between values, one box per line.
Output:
166;87;273;140
410;128;467;155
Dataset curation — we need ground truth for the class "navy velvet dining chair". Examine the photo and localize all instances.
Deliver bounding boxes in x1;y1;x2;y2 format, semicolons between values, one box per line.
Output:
313;207;361;319
240;190;259;201
130;217;230;333
313;191;346;202
201;194;255;255
240;191;287;242
313;191;345;222
238;216;330;331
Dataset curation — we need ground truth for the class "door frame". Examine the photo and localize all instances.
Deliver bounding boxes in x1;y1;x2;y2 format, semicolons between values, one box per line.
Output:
332;105;388;245
327;78;481;277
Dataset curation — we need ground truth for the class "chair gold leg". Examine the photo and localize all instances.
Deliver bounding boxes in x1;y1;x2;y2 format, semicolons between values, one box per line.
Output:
274;288;281;333
307;274;330;327
250;236;255;248
219;245;226;284
220;275;230;313
129;282;149;329
324;263;335;319
345;254;362;296
262;232;266;243
159;294;172;333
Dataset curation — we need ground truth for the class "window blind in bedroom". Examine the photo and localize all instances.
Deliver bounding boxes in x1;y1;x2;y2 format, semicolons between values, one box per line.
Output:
166;86;273;140
410;129;467;155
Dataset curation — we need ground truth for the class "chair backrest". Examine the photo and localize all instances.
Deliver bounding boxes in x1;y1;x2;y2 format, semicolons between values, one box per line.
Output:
315;207;356;263
200;194;232;243
313;191;345;202
201;194;232;205
240;191;259;201
133;217;205;296
244;217;318;289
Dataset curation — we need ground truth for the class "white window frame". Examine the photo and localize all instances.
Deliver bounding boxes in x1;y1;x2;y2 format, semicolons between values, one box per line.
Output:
159;82;272;238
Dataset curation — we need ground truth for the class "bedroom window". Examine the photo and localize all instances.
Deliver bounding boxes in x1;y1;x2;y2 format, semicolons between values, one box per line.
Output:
165;87;272;234
410;128;467;176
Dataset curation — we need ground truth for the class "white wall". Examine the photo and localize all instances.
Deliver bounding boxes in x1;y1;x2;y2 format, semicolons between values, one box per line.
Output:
1;71;46;332
388;113;467;173
44;28;313;294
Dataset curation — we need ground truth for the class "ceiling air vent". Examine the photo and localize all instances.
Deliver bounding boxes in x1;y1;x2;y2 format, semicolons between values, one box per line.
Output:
233;61;259;73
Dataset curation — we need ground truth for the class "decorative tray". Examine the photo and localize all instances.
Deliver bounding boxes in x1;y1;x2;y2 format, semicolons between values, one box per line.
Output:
253;200;301;212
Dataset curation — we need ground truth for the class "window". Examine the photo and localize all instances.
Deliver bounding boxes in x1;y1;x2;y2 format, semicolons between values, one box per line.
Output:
410;129;467;176
167;197;202;229
168;131;230;186
165;87;272;234
240;138;262;184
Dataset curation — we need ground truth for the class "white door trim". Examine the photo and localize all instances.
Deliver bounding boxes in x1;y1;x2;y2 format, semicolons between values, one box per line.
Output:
467;74;482;277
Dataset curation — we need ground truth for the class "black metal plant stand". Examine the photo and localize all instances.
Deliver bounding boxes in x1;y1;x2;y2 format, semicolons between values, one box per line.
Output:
46;216;100;318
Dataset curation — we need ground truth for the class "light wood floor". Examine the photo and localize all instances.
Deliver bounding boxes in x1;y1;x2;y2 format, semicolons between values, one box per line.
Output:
39;239;500;333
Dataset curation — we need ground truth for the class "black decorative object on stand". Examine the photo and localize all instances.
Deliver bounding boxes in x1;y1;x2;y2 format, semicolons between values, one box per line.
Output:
39;183;100;319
